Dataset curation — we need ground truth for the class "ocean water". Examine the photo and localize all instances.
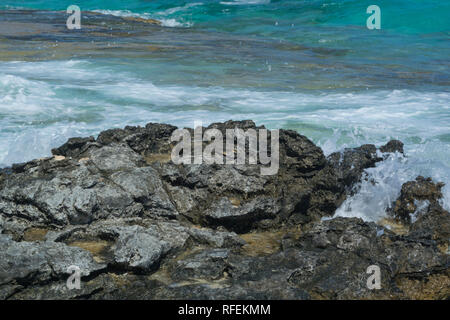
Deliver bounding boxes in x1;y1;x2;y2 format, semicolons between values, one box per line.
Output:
0;1;449;220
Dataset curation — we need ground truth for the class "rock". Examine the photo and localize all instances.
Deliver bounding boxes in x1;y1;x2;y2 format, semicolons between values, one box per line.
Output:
278;129;327;173
327;140;404;195
187;227;245;248
88;144;146;172
391;176;445;223
96;123;177;157
0;120;352;234
386;177;450;254
204;197;281;233
328;144;379;192
170;249;230;282
122;17;162;26
109;167;177;218
0;234;105;299
112;225;170;273
51;137;95;158
41;218;244;270
287;217;449;299
145;217;448;300
409;204;450;252
1;120;447;300
0;144;176;228
379;140;404;154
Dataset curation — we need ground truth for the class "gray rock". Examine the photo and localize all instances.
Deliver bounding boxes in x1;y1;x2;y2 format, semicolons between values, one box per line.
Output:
88;144;146;172
51;136;95;158
379;140;404;154
204;197;281;233
170;249;230;281
187;227;245;248
112;225;170;272
110;167;177;218
0;234;105;299
390;176;445;224
1;120;447;300
0;120;357;235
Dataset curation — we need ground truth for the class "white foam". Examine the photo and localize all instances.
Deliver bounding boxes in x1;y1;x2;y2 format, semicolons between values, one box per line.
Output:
220;0;271;5
156;3;203;16
411;200;430;223
160;19;193;28
332;146;450;222
333;152;412;222
0;122;90;166
93;9;193;28
0;60;449;216
0;74;56;114
0;60;110;81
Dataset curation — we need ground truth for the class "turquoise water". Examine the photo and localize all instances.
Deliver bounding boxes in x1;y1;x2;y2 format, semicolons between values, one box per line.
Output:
2;0;449;34
0;1;449;219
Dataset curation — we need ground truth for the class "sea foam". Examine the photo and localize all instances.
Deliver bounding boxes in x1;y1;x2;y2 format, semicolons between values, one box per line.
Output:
0;59;449;218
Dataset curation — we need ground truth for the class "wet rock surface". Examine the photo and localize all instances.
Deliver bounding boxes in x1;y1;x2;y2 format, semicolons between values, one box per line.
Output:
390;176;445;223
0;121;448;299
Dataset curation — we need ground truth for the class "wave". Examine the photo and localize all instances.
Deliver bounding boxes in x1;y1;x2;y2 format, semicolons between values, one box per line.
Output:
0;59;449;216
220;0;270;5
0;73;57;115
333;149;450;221
156;2;203;16
92;9;193;28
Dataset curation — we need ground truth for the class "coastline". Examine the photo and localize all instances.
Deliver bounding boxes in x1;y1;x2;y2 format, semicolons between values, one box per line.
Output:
0;3;449;300
0;120;448;299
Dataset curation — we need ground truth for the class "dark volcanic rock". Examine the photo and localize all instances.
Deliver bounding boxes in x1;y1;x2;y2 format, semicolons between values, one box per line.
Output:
0;233;105;299
379;140;404;154
51;136;95;158
287;217;449;299
0;120;448;300
409;203;450;252
0;120;350;234
391;176;445;224
388;176;449;254
327;140;403;193
96;123;178;157
88;216;448;300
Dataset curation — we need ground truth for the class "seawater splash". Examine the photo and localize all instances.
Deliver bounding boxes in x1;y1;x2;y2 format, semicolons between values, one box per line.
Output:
0;74;56;114
156;2;204;16
0;1;449;221
220;0;271;5
92;9;194;28
333;152;411;222
331;147;450;222
0;61;449;176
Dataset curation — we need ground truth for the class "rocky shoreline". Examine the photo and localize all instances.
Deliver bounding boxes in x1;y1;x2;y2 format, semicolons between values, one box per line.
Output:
0;120;448;299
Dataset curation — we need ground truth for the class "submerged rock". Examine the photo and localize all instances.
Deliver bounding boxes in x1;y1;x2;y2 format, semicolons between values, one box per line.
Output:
0;120;448;300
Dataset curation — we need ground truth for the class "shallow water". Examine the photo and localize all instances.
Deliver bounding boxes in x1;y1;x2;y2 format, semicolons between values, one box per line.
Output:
0;1;449;218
